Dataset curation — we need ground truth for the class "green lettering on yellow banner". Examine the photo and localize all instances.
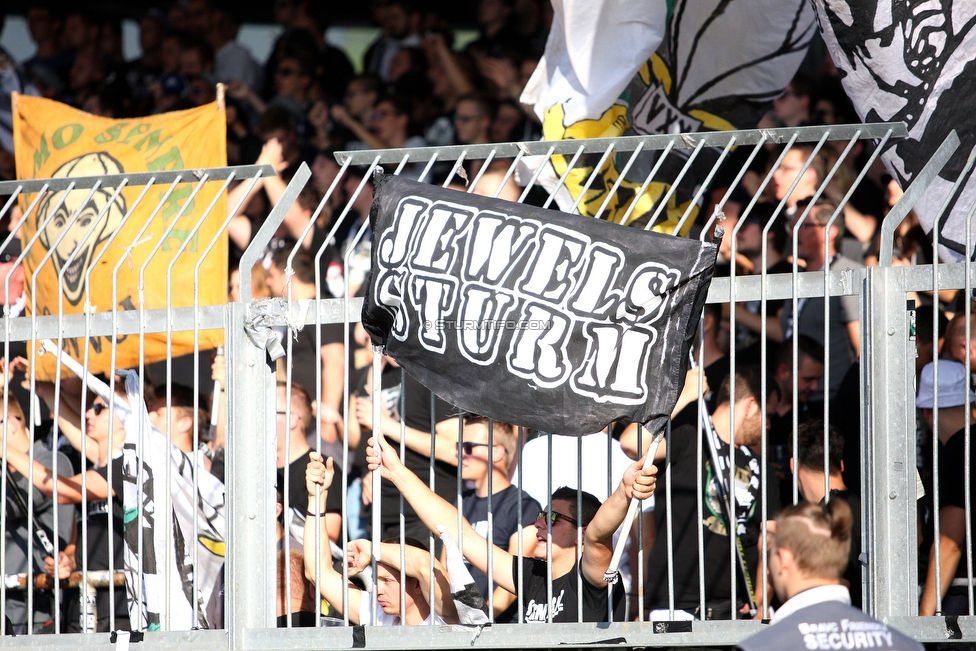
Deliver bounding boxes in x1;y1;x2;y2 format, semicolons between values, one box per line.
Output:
118;123;150;145
159;184;194;221
133;129;172;159
32;134;50;176
147;145;184;172
94;122;130;144
163;229;199;253
51;124;83;149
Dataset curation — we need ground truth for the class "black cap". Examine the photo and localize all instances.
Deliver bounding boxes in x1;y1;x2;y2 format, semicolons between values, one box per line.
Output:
0;238;21;263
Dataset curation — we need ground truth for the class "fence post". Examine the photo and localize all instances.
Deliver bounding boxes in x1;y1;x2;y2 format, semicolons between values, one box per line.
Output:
863;264;918;619
225;299;278;647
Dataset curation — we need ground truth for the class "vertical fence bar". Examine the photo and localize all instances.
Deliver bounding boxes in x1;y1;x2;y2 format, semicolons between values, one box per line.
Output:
225;298;278;643
863;264;917;618
231;166;310;643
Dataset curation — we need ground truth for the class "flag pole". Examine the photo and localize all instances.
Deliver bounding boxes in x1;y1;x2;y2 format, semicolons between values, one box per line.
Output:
370;344;384;623
690;354;758;617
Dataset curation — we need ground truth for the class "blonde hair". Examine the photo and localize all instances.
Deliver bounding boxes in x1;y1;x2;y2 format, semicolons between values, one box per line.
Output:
277;381;313;432
464;417;517;472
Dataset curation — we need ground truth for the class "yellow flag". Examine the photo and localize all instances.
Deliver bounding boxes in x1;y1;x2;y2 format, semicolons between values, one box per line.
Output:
12;95;228;380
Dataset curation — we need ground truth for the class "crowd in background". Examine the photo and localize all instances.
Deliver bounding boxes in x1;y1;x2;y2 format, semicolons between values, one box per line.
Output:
0;0;974;636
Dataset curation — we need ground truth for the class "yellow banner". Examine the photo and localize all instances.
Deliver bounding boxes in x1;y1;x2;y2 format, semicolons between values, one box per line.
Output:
12;95;227;380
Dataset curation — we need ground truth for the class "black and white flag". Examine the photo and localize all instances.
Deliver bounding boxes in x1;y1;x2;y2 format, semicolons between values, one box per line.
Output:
814;0;976;263
362;175;718;436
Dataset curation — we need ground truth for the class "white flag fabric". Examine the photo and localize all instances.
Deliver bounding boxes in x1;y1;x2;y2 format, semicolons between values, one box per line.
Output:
813;0;976;263
520;0;815;232
436;526;489;626
42;341;226;630
521;0;668;127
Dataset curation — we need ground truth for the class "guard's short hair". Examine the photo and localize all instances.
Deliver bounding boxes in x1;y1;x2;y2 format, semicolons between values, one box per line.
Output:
794;420;843;473
774;499;853;581
550;486;601;528
714;366;762;407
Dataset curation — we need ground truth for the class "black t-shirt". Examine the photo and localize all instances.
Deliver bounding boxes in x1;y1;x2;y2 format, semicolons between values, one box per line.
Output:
349;363;403;479
459;485;541;600
938;427;976;580
371;373;457;534
828;489;862;609
281;321;344;416
66;455;129;632
645;422;779;613
515;557;624;623
279;449;343;516
307;224;345;299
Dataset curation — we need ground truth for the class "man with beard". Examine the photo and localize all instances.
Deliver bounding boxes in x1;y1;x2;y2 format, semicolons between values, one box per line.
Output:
645;367;779;620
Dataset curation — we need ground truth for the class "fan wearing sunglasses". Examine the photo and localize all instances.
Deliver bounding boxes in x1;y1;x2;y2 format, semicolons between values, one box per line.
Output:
367;433;656;623
0;364;137;632
452;417;540;619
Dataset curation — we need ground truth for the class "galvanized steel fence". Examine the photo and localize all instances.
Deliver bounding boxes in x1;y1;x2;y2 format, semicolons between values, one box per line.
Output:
0;122;973;648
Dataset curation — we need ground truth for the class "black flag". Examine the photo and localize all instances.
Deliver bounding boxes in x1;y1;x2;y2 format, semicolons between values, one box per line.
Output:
362;174;718;436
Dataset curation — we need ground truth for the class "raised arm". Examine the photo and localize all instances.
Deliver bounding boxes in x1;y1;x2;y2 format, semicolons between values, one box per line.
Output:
356;398;460;465
580;456;657;586
7;357;86;456
304;452;364;623
4;445;109;504
347;539;459;624
366;436;516;592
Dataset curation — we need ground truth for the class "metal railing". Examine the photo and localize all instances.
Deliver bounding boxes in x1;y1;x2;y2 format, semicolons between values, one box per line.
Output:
0;122;972;648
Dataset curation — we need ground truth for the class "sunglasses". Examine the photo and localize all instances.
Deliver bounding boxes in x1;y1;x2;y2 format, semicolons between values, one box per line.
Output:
457;441;492;455
537;509;578;527
90;402;108;416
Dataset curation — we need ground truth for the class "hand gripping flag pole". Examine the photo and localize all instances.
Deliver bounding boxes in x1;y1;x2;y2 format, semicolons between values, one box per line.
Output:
603;434;663;583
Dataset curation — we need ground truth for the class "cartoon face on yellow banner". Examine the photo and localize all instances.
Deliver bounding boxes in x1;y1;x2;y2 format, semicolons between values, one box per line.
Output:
12;95;228;380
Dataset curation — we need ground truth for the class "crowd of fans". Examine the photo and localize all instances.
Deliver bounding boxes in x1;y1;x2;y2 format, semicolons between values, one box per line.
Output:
0;0;973;637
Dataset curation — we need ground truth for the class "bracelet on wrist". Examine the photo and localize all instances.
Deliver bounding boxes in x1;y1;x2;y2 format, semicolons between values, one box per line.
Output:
306;510;329;517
